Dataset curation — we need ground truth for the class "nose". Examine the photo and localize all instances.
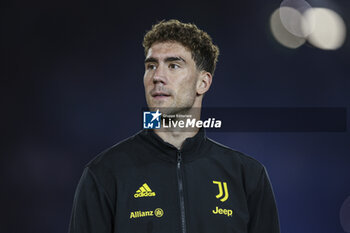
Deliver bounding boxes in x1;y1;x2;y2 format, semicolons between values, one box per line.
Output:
153;65;167;84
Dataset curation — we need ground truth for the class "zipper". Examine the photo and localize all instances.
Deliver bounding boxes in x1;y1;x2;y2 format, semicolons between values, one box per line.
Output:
177;151;187;233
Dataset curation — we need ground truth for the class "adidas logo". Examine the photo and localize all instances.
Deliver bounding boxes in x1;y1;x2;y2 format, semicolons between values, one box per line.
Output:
134;183;156;198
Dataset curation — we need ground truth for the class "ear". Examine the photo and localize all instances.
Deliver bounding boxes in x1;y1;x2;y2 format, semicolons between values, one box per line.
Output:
196;71;212;95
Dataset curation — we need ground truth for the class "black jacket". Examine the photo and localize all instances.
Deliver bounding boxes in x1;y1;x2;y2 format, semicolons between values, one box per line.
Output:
69;128;280;233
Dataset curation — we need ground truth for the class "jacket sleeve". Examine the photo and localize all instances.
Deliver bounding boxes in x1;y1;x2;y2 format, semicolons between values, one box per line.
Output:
247;167;280;233
69;167;114;233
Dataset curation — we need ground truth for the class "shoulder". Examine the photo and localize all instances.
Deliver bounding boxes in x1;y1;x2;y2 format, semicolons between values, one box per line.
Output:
77;132;143;205
206;137;268;195
86;130;143;172
206;137;265;173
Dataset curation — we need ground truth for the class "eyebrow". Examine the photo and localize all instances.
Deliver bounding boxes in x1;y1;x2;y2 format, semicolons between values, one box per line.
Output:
144;56;187;64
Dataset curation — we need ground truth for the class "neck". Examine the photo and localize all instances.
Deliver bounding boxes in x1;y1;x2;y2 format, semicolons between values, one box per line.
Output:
154;107;201;149
154;128;199;149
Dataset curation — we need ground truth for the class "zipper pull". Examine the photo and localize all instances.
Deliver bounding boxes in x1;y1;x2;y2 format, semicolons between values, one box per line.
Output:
177;151;182;163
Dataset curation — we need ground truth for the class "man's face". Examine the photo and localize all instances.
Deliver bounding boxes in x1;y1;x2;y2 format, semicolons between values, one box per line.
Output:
143;41;200;114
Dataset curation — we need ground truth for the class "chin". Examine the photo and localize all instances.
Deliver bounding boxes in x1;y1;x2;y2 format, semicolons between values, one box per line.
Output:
148;99;170;108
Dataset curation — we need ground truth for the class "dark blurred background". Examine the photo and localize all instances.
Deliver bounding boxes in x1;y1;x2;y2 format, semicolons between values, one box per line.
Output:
1;1;350;233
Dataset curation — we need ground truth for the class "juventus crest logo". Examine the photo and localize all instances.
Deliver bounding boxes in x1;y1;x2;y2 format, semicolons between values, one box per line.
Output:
213;181;229;202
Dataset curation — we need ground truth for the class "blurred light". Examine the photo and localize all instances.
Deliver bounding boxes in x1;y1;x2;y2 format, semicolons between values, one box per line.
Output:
304;8;346;50
340;196;350;233
270;8;306;49
280;0;313;37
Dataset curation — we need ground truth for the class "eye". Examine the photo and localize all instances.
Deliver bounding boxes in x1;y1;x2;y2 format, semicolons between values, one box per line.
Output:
146;64;157;70
169;63;180;69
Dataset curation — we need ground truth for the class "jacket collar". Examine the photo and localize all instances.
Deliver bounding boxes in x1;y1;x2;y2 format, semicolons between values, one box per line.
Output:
138;127;207;163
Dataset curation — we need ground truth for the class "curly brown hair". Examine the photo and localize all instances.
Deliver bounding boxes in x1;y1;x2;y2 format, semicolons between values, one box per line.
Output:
143;19;220;76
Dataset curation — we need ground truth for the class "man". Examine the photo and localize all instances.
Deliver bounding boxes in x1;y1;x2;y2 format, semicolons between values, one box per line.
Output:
69;19;280;233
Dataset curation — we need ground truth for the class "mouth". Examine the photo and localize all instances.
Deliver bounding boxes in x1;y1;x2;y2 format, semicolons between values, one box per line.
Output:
151;92;171;99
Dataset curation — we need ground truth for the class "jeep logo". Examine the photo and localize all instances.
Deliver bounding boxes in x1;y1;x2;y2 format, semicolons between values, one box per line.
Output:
212;206;233;217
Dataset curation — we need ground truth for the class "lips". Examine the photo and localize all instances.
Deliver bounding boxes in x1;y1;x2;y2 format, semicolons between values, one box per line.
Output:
151;92;171;98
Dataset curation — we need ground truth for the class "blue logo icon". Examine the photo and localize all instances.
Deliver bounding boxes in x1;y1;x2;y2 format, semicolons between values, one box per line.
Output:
143;110;162;129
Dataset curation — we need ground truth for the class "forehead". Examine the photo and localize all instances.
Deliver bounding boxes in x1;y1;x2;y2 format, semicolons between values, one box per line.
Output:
146;41;192;60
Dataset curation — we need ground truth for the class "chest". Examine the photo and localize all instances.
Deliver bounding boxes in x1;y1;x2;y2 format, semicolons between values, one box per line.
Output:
114;159;250;233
